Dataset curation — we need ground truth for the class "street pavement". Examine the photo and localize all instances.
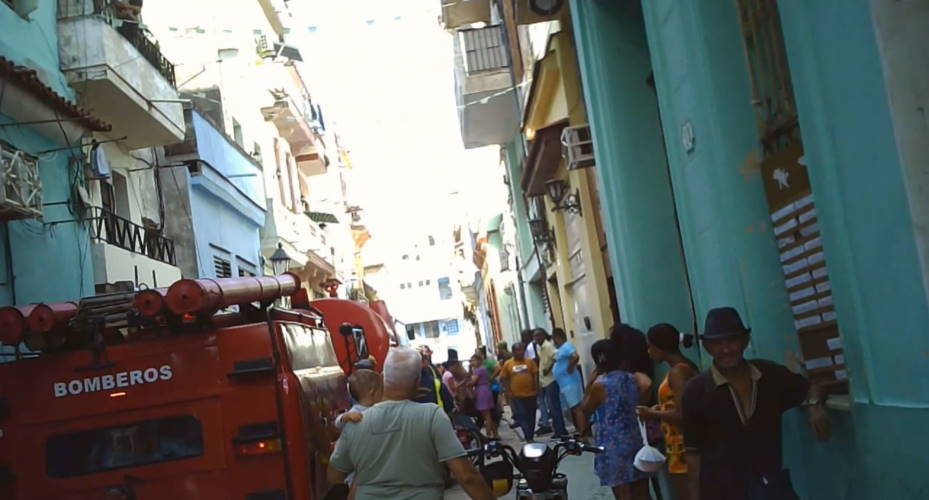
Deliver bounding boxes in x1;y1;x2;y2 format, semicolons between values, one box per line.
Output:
445;410;613;500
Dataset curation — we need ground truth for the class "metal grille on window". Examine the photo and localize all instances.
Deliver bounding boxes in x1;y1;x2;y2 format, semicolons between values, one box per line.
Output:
461;25;507;74
736;0;799;156
736;0;847;388
213;256;232;278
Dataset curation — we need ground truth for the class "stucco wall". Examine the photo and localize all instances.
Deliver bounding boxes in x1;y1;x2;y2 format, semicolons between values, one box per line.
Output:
571;0;929;497
0;0;73;98
91;241;181;288
569;0;696;344
0;117;94;306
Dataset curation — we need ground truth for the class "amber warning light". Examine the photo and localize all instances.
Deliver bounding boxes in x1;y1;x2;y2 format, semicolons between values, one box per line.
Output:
236;438;283;457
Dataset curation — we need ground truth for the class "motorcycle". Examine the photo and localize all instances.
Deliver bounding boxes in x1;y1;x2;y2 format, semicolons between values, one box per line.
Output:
467;436;604;499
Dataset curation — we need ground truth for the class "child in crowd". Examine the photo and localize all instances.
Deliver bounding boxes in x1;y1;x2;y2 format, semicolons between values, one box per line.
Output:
336;369;383;430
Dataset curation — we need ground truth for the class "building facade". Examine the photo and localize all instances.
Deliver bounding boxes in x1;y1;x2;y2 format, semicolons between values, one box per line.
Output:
146;0;352;294
1;0;185;315
442;0;619;375
570;0;929;497
161;109;265;279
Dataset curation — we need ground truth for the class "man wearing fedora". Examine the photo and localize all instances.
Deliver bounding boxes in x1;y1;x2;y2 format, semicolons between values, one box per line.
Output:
681;307;831;500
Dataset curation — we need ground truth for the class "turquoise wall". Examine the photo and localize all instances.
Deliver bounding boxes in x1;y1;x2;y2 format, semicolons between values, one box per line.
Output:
0;116;95;306
0;1;73;98
775;1;929;497
0;2;95;308
571;0;929;497
568;0;695;343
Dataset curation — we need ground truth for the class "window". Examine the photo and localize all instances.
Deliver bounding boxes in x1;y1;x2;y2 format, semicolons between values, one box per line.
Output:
425;279;431;285
422;321;440;339
402;254;409;260
407;282;412;288
437;277;452;300
446;319;459;335
237;257;257;277
428;235;435;246
399;283;406;290
213;255;232;278
280;323;340;371
232;118;244;147
46;415;203;477
103;171;131;220
418;280;424;287
461;25;507;74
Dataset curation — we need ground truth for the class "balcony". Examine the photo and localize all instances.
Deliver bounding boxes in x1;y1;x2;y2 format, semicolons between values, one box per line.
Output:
261;98;328;176
88;207;181;288
57;0;184;149
454;25;518;149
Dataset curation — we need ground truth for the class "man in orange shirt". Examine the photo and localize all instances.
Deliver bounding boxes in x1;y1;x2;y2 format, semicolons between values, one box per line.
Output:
500;342;539;441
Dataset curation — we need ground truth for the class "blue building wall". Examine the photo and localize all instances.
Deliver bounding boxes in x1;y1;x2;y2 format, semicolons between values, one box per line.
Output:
571;0;929;497
187;111;264;278
1;2;94;308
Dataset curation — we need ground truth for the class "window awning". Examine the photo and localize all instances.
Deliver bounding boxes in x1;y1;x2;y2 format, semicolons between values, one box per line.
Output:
307;211;339;224
520;120;569;196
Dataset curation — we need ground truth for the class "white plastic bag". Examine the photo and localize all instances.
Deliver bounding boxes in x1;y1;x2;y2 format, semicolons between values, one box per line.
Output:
633;418;666;473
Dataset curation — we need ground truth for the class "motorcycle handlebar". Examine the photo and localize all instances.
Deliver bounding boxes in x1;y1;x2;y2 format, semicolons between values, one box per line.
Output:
582;444;605;454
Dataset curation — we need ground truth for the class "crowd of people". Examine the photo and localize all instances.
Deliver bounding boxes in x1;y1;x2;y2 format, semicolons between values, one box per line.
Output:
325;306;833;500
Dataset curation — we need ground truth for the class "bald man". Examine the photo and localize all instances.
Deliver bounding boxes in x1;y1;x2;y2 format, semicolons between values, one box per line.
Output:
327;347;494;500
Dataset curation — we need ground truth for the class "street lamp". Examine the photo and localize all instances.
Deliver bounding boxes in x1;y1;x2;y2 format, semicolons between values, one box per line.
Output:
269;243;292;276
545;179;582;216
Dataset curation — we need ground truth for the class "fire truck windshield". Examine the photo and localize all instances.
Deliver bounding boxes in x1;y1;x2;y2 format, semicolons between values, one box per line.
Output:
46;415;204;478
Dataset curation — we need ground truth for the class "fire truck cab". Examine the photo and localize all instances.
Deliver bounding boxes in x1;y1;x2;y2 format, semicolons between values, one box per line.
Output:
0;274;383;500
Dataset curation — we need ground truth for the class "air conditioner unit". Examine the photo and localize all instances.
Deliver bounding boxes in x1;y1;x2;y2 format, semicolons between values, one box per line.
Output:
0;141;43;221
561;124;595;170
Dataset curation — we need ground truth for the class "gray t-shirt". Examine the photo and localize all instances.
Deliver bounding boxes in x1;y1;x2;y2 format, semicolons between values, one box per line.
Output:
330;399;466;500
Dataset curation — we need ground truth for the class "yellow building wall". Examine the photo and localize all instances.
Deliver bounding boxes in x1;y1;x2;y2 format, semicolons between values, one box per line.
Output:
524;31;614;365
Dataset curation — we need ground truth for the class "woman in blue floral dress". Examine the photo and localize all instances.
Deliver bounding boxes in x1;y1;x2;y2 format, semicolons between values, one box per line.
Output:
582;339;653;500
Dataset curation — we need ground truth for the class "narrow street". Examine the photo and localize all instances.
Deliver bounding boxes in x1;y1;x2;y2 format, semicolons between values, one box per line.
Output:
444;416;613;500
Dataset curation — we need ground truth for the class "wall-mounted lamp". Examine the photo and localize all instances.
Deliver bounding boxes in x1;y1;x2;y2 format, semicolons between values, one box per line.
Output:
529;218;554;245
545;179;582;216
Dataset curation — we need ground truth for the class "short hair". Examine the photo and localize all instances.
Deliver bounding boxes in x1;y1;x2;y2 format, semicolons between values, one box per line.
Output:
496;340;508;350
348;369;382;400
552;328;567;340
383;347;422;391
520;329;534;344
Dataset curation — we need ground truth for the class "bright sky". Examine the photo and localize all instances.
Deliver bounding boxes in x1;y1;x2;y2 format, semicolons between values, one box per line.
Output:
292;0;507;253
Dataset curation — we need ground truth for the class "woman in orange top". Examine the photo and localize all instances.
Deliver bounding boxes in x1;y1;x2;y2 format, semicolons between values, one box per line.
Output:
636;323;698;500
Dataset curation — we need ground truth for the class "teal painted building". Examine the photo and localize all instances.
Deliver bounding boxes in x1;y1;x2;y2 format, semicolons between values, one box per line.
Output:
570;0;929;497
502;138;551;332
0;1;101;312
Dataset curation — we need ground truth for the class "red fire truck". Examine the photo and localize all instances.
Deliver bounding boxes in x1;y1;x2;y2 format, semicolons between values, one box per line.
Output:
0;274;394;500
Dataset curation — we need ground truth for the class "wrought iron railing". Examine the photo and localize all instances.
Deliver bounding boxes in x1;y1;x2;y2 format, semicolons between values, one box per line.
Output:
88;207;176;266
115;23;177;87
59;0;177;87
